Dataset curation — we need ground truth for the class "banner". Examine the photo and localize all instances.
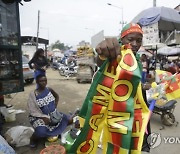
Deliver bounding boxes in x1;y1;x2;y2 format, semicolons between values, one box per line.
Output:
69;46;150;154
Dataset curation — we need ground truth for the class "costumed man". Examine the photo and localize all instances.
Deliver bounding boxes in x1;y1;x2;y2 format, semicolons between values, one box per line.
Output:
69;23;151;154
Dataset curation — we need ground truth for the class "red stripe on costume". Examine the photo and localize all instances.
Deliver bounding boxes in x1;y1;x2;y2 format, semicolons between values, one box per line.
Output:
123;53;134;67
132;107;143;150
113;101;127;112
92;103;103;115
133;137;139;150
102;76;114;88
166;82;179;93
118;69;134;81
112;130;122;153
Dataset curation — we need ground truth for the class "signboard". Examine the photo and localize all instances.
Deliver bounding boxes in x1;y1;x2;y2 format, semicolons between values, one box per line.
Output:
91;30;104;48
142;23;160;46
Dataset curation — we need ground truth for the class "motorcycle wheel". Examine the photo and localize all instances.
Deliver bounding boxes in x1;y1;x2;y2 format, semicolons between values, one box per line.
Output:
77;79;81;83
161;112;175;126
59;70;64;76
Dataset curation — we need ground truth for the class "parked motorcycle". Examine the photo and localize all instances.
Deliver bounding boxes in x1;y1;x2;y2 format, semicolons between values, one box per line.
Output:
51;61;60;70
64;66;78;78
59;64;78;78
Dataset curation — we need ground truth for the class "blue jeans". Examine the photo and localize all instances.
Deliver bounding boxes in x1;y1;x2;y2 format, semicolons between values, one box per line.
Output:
141;71;147;83
34;70;46;80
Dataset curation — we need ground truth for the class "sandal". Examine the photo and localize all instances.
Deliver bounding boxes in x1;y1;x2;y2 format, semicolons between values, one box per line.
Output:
30;134;38;148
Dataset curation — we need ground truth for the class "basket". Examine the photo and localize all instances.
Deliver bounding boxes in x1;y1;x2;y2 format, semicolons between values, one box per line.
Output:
40;145;66;154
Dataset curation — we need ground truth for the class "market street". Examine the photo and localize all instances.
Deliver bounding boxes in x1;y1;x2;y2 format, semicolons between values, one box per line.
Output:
3;68;180;154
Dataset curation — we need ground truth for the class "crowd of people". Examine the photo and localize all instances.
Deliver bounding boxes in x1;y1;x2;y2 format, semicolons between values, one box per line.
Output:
139;53;180;83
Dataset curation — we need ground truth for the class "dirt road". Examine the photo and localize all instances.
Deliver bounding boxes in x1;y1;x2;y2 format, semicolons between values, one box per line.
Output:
3;68;180;154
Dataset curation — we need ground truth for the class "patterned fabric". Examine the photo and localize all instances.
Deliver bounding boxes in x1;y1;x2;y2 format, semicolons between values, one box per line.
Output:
120;23;143;38
29;88;70;137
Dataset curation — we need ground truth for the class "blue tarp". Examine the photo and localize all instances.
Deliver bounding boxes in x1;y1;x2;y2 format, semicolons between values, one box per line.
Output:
132;7;180;31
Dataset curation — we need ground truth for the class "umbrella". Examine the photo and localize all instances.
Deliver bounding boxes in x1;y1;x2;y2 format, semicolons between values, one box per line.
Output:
157;46;180;55
132;7;180;31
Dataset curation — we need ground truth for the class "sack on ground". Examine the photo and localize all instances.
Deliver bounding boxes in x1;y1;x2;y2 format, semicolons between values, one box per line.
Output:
4;126;34;147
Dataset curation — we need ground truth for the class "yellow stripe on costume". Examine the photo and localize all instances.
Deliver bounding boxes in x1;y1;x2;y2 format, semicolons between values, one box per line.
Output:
134;83;150;152
119;147;129;154
78;116;85;128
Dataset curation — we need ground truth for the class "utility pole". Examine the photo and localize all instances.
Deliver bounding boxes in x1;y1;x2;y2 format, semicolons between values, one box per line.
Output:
107;3;125;31
36;10;40;50
153;0;156;7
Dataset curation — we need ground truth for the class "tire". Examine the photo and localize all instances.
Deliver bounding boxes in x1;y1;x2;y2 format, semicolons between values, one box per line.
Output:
25;78;34;84
59;70;64;76
77;79;81;83
161;112;175;126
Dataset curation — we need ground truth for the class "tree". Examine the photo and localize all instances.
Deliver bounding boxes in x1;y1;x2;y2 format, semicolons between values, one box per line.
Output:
51;40;71;51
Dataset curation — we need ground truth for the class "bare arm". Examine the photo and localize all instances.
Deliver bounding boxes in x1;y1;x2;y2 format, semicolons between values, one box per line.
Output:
49;87;59;107
27;91;50;119
95;38;121;67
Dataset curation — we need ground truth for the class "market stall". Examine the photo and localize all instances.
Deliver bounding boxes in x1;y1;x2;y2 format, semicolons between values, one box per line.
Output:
0;1;23;95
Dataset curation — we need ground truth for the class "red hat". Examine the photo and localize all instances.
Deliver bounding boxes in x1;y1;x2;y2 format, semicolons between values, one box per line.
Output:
121;23;143;38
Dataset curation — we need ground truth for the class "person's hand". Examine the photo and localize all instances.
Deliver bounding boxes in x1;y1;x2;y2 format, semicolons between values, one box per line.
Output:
32;64;36;69
41;66;47;71
41;117;50;125
95;37;121;60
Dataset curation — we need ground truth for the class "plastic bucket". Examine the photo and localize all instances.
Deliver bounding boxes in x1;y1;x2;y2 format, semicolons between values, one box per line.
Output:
5;112;16;122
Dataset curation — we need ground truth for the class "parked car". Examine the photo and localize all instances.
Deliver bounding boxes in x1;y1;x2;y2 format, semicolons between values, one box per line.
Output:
22;55;34;84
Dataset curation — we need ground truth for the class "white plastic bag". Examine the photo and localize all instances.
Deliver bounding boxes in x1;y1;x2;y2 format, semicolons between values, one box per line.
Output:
0;135;15;154
4;126;34;147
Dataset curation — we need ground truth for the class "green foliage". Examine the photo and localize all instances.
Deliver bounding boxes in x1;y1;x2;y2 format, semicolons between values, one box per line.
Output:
51;40;72;51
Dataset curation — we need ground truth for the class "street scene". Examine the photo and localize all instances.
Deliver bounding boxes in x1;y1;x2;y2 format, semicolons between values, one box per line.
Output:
2;69;180;154
0;0;180;154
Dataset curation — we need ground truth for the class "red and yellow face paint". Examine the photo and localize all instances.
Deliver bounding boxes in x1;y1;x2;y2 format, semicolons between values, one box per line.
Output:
69;46;150;154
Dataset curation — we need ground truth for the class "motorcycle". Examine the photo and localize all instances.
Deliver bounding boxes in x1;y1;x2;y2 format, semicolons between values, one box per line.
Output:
59;64;78;78
146;82;178;128
51;61;60;70
64;65;78;78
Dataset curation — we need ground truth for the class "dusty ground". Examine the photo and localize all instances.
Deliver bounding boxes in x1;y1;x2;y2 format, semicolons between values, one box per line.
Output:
2;68;180;154
3;68;91;154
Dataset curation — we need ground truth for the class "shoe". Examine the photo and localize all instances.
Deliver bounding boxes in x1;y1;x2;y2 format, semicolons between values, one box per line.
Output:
30;141;37;148
5;104;13;109
74;108;80;116
30;135;38;148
